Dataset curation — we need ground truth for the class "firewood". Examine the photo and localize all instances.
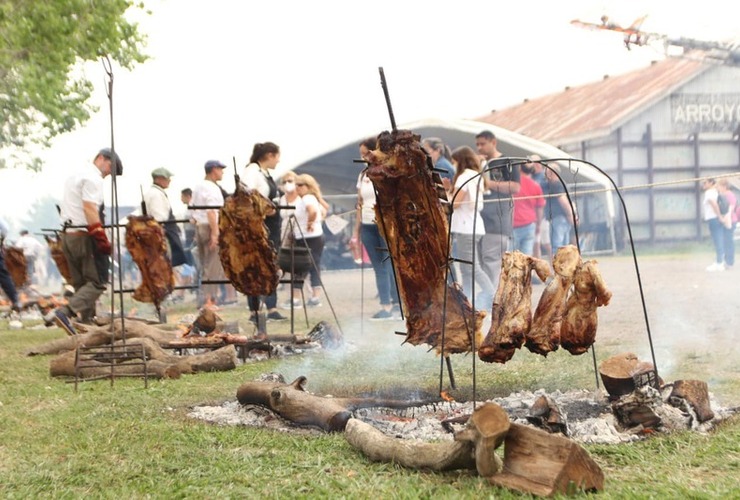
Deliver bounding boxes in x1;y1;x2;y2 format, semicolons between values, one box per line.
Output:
598;352;657;398
488;423;604;497
344;418;476;472
235;376;436;432
49;350;181;379
454;402;510;477
669;380;714;423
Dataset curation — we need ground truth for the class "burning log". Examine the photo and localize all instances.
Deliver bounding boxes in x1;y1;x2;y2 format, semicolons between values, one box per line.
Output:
235;376;435;432
598;352;659;398
487;423;604;497
526;395;567;435
344;418;476;472
668;380;714;423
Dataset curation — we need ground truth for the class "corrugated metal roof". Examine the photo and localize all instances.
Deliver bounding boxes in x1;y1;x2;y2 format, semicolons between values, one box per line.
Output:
476;58;709;146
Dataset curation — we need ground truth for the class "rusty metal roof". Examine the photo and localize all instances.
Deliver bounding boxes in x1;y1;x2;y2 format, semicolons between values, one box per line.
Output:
475;58;709;146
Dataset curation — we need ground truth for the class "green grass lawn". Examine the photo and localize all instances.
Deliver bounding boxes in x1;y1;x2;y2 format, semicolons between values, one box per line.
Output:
1;310;738;498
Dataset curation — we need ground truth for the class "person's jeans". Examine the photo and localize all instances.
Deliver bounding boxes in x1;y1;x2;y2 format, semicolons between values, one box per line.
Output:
707;218;725;264
360;223;399;305
479;233;509;292
550;215;572;250
513;223;536;256
723;222;736;266
453;232;494;309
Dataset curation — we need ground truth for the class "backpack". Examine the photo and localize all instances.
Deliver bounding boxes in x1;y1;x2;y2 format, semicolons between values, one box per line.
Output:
717;192;729;215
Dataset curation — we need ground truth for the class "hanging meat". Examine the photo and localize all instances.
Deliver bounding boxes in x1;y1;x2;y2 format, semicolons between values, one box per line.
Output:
479;251;552;363
125;215;174;308
525;245;582;356
366;129;485;354
45;234;72;283
560;259;612;355
2;245;27;288
218;181;279;297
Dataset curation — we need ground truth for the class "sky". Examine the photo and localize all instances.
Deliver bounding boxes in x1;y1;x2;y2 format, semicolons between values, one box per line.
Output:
1;0;737;229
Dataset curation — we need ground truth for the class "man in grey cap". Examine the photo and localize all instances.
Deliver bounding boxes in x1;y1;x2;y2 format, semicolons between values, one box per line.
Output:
45;147;122;333
143;167;187;267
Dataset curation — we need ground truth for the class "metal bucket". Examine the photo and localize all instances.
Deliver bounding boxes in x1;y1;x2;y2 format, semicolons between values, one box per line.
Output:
278;246;311;275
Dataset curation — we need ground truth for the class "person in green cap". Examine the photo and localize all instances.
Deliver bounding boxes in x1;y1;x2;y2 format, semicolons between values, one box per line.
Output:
144;167;187;267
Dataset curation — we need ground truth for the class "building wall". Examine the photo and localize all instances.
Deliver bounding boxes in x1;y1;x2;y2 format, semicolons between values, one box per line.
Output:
561;65;740;246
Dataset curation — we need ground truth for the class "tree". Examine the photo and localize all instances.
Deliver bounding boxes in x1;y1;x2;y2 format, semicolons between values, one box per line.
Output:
0;0;149;170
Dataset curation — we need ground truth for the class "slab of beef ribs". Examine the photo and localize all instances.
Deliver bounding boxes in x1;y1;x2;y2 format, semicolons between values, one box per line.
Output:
560;259;612;355
218;183;279;297
366;129;484;355
125;215;174;308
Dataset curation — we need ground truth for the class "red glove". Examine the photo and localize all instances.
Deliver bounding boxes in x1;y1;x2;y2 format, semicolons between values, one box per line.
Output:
87;222;112;255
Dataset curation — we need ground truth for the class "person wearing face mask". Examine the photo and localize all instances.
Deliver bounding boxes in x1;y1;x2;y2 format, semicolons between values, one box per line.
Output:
240;142;287;322
278;171;299;243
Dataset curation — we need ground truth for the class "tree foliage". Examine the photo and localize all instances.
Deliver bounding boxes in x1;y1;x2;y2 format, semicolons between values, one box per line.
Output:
0;0;149;169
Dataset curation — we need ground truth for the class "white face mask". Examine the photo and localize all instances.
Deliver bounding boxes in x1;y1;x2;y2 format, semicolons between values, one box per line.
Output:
283;181;296;193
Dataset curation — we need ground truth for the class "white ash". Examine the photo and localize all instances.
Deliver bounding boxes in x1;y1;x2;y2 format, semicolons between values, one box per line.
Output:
187;381;737;445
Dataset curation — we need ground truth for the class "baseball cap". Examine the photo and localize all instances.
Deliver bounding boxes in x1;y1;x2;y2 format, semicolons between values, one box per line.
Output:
151;167;174;179
204;160;227;172
98;148;123;175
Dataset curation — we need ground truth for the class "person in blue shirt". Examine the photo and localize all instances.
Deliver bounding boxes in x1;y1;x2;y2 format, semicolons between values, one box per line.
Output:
422;137;455;184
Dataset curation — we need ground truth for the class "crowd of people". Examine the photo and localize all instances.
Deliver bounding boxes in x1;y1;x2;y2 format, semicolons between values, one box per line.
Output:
3;135;736;330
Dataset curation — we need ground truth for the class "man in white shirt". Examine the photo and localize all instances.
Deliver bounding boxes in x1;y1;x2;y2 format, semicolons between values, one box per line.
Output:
143;167;187;267
14;230;45;284
46;148;122;334
191;160;226;306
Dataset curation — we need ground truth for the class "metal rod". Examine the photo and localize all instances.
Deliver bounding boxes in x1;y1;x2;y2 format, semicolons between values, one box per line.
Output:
445;356;456;390
378;67;397;132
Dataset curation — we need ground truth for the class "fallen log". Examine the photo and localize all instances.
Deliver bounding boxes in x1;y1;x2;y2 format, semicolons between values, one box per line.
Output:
236;376;435;432
668;380;714;423
50;351;181;379
48;338;237;378
488;423;604;497
344;418;476;472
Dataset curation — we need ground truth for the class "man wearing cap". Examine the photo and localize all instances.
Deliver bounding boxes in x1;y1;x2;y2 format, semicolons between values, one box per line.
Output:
191;160;227;306
143;167;187;267
45;148;123;334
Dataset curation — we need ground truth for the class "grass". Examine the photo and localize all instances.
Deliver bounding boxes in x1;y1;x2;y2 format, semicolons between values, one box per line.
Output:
1;311;738;500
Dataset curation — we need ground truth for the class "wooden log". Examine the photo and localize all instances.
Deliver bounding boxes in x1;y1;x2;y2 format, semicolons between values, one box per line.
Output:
598;352;657;398
49;349;181;379
488;423;604;497
454;402;510;477
344;418;476;472
669;380;714;423
236;376;435;432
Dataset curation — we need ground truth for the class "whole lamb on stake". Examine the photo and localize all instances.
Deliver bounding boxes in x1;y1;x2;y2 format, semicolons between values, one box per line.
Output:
125;215;174;309
479;250;552;363
365;129;485;355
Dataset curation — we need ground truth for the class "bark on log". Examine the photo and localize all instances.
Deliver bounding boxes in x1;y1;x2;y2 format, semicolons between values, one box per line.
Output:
669;380;714;423
49;350;181;379
48;338;237;378
455;403;510;477
344;418;476;472
236;376;434;432
488;423;604;497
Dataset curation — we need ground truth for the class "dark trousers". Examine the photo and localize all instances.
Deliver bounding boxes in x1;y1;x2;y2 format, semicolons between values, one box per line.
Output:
292;236;324;289
0;251;19;304
61;233;108;321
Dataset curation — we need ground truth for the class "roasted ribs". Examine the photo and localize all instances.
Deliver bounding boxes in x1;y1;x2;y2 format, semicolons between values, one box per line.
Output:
3;246;27;288
45;234;72;283
479;251;552;363
366;129;485;354
525;245;582;356
218;182;279;297
560;259;612;355
125;215;174;308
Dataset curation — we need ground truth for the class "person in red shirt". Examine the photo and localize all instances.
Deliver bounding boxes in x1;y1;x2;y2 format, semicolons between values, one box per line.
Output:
512;159;545;257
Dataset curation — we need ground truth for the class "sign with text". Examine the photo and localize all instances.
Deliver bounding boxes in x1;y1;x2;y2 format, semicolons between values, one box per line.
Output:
671;93;740;133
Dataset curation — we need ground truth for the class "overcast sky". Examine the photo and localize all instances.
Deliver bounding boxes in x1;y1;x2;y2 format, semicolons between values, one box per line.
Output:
1;0;737;226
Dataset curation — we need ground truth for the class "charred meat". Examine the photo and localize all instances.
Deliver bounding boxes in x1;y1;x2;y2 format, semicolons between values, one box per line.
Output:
366;129;484;354
560;259;612;355
218;183;279;297
125;215;174;308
